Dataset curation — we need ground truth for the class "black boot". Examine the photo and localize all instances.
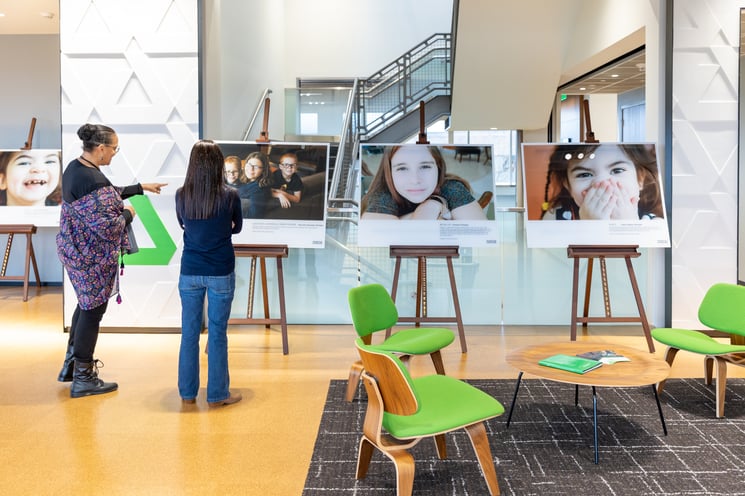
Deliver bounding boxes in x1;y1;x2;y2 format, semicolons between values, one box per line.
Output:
57;345;74;382
70;359;118;398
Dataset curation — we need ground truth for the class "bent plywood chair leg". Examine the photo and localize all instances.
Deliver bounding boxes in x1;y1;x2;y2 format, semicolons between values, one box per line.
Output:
465;422;500;496
656;347;680;394
430;349;446;375
704;355;714;385
346;360;364;402
389;450;415;496
356;436;375;479
433;433;447;459
715;357;728;418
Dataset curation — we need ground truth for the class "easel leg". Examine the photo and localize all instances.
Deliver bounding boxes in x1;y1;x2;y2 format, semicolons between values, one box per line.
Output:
600;257;611;318
446;256;466;353
582;258;594;329
260;257;270;329
571;257;580;341
28;233;41;286
22;233;31;302
276;256;288;355
247;257;257;318
416;257;426;328
387;256;403;339
1;233;12;278
625;257;655;353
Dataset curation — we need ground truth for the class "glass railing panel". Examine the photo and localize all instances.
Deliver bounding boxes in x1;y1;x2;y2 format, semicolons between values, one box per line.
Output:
284;88;351;138
228;190;650;326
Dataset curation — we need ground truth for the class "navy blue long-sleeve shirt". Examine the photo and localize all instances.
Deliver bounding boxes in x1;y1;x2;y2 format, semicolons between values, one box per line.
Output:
175;187;243;276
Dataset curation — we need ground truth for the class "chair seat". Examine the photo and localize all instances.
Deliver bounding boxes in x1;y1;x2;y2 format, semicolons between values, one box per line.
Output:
373;327;455;355
652;328;745;355
383;374;504;439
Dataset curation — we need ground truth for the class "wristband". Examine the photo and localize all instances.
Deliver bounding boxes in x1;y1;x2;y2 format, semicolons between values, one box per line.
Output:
427;195;452;220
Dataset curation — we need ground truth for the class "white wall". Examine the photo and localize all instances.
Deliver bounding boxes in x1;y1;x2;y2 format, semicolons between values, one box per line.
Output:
203;0;453;141
588;94;619;141
0;35;61;149
671;0;745;327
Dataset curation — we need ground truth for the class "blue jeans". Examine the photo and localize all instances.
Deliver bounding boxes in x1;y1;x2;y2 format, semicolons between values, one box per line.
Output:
178;272;235;403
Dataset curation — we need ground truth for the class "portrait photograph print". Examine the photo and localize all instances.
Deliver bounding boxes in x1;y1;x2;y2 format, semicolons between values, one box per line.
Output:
358;143;498;247
215;141;329;249
521;142;671;248
0;149;62;226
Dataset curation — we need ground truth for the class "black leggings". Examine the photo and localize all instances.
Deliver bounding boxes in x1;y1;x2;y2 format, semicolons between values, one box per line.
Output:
67;302;109;362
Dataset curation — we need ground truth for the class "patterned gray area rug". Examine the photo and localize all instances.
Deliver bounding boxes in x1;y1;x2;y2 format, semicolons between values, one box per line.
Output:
303;378;745;495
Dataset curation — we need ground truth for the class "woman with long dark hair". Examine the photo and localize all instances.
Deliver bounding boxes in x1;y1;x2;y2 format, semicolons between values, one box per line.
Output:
176;140;243;407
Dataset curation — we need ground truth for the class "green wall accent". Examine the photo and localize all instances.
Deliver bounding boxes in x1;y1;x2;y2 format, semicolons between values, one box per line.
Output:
123;196;176;265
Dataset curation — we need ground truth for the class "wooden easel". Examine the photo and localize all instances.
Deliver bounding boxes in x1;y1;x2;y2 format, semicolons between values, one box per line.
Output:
256;97;271;143
228;244;290;354
583;98;600;143
21;117;37;150
416;100;429;145
567;244;655;352
389;245;467;353
0;224;41;301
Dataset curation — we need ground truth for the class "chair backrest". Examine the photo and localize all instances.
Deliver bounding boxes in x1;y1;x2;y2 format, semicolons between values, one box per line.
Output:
355;339;418;415
699;283;745;336
348;284;399;338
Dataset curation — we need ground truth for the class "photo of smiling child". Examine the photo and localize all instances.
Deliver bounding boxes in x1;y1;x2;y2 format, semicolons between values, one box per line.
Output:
0;149;62;206
361;145;487;221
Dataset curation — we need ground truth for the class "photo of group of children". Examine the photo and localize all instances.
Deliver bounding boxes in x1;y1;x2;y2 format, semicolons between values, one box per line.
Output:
521;142;670;248
358;143;498;247
215;141;329;248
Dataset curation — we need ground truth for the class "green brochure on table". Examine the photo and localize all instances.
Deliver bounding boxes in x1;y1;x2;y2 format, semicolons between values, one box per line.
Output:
538;354;603;374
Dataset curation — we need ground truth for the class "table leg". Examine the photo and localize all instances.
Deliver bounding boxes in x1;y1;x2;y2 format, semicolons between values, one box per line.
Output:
592;386;599;464
506;371;523;428
652;385;668;435
575;384;579;406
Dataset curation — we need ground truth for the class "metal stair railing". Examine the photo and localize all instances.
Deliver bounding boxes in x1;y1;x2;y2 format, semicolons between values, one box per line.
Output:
357;33;451;141
242;88;272;141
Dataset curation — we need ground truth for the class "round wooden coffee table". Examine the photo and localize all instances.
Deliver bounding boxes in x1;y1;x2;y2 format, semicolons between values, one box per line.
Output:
505;341;670;464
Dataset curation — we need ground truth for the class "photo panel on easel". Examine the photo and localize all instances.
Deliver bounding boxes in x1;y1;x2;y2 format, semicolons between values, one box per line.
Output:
358;143;498;247
0;149;62;227
521;142;670;248
215;141;329;249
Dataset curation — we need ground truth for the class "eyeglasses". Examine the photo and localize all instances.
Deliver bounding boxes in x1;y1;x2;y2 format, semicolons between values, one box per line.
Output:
225;170;240;175
99;143;120;153
247;164;263;170
279;163;297;168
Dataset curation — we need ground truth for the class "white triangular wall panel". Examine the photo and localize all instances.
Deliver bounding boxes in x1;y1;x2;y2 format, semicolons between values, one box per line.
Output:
671;0;745;328
60;0;198;329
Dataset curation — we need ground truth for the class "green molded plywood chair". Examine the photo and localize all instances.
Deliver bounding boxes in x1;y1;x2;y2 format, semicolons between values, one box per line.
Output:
653;283;745;417
345;284;455;402
354;340;504;496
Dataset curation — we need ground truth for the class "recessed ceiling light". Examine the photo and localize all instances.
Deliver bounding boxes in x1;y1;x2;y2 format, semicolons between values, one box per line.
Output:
611;74;619;78
579;87;586;91
0;13;6;17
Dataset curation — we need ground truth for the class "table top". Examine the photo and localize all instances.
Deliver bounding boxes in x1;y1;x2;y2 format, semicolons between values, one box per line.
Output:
506;341;669;387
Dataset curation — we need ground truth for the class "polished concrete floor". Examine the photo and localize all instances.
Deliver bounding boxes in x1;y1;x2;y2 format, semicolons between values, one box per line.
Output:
1;285;741;495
